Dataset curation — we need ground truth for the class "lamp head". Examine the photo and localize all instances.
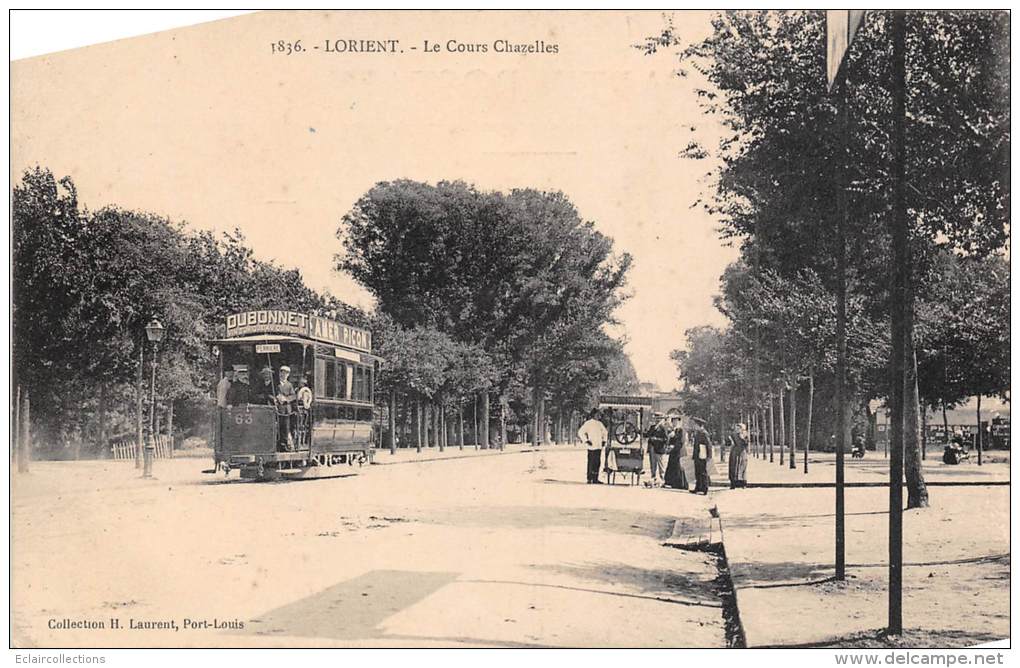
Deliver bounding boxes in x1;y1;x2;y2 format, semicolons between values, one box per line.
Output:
145;318;165;343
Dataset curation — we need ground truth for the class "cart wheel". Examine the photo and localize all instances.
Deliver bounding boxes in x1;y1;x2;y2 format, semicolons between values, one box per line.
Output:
613;422;639;445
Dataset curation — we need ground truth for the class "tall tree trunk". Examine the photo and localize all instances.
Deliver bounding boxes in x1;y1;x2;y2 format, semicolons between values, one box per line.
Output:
167;400;175;457
71;403;83;461
415;396;423;453
805;371;814;474
399;394;408;448
473;395;479;449
135;347;144;469
538;391;546;445
458;404;465;450
750;410;756;457
976;395;983;466
778;386;786;466
388;390;397;454
446;401;451;451
905;351;929;508
789;380;797;469
436;401;444;454
761;407;768;459
481;392;490;450
768;394;775;463
499;394;507;450
941;400;949;450
97;383;108;459
531;386;540;448
920;403;927;460
433;401;441;450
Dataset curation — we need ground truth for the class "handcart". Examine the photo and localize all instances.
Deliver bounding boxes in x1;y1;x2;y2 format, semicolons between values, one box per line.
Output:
597;394;655;486
605;444;645;485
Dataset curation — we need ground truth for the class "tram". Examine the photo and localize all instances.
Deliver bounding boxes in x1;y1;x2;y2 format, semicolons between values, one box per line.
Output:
209;309;382;480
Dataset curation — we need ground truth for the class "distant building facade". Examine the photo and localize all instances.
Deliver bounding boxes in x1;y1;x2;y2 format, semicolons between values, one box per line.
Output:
873;396;1010;450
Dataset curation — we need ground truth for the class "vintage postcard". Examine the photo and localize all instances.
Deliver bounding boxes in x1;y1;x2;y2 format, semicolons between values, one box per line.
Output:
9;9;1011;656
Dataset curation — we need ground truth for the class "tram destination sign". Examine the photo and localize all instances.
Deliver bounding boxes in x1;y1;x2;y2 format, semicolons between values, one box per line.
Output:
225;310;372;353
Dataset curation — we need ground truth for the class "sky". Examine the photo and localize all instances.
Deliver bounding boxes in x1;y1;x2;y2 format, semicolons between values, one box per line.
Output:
11;10;739;390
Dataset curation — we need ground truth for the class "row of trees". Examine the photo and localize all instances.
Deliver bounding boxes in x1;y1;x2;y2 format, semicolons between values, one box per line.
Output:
649;10;1009;506
338;180;637;451
12;169;638;458
12;167;361;458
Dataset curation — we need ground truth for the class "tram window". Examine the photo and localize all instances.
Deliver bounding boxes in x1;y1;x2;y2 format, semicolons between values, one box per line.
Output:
314;358;327;397
357;408;373;422
352;366;362;401
324;359;337;397
335;362;348;399
352;365;372;402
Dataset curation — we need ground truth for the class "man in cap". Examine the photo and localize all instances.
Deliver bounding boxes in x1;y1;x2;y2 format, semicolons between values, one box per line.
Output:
276;366;297;451
251;366;276;406
578;408;608;484
643;412;670;487
690;416;713;494
225;365;251;406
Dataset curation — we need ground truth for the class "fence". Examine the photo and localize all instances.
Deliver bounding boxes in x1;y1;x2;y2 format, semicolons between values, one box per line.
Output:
111;435;173;461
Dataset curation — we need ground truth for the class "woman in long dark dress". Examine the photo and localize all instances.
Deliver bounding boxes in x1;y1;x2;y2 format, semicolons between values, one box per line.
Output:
727;423;749;489
663;415;689;490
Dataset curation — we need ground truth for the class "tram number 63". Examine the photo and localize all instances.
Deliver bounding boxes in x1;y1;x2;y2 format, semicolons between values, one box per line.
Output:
234;412;254;425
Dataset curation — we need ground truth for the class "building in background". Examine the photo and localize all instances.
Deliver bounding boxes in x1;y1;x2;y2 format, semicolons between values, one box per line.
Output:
873;396;1011;451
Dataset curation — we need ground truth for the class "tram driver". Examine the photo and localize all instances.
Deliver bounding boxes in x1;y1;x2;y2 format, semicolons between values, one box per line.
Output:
276;365;297;451
225;365;251;406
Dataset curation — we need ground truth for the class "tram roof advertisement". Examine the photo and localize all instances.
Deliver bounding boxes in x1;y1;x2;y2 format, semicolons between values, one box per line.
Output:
224;310;372;353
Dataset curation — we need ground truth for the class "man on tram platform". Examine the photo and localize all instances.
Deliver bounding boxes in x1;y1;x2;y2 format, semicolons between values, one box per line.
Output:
276;365;297;451
216;369;233;408
251;366;276;406
225;365;251;406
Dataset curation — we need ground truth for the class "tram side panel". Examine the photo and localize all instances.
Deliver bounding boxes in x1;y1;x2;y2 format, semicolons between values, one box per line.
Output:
217;406;277;461
309;402;375;463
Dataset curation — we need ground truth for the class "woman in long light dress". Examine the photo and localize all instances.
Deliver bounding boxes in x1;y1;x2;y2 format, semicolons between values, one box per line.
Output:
727;423;749;489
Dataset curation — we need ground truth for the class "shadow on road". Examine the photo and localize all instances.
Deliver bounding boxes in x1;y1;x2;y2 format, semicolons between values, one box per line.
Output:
526;560;721;607
734;553;1010;588
247;570;458;641
404;505;678;540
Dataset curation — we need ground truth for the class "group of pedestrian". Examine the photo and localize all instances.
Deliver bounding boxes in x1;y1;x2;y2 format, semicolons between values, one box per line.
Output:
215;363;314;452
578;407;750;491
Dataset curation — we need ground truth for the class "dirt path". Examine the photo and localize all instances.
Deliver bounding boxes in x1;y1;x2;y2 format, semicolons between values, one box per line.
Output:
12;449;729;648
715;456;1010;647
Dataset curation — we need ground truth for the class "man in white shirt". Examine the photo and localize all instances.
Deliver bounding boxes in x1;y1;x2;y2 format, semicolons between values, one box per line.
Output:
578;408;608;484
215;369;233;408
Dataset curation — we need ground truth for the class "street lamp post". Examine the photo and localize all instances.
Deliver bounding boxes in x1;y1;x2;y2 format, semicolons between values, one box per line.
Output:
142;318;165;479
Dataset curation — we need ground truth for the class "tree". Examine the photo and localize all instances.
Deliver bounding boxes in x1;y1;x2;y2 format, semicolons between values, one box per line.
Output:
12;167;359;457
337;180;633;448
644;10;1009;506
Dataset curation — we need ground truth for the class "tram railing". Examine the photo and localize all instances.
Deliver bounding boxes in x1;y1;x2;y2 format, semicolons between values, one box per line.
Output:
110;435;173;461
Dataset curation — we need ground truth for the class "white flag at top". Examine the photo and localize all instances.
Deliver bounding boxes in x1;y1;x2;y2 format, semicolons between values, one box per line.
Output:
826;10;867;91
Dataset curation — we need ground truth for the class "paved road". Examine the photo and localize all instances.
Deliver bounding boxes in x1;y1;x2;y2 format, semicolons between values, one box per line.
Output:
12;448;726;647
